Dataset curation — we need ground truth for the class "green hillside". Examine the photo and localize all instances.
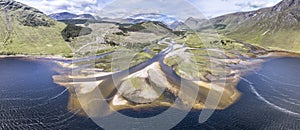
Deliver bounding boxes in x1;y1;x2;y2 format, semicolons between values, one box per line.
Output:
227;1;300;52
0;0;71;55
183;0;300;52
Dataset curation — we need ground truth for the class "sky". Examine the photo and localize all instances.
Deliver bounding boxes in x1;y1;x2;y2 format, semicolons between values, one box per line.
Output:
15;0;282;19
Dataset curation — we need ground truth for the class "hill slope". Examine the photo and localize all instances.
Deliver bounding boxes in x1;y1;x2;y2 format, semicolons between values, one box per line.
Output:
0;0;71;55
226;0;300;52
104;21;176;47
184;0;300;52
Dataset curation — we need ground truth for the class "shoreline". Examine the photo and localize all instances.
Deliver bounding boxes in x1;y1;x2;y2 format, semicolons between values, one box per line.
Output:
0;51;114;63
0;54;73;61
50;47;300;117
1;49;300;61
261;50;300;58
2;46;299;117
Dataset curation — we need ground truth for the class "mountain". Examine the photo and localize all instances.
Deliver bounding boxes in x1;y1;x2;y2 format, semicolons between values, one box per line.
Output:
49;12;77;20
182;17;210;30
169;21;185;29
184;0;300;52
128;13;179;27
227;0;300;52
0;0;71;55
105;21;175;46
98;17;133;24
49;12;95;20
129;21;173;34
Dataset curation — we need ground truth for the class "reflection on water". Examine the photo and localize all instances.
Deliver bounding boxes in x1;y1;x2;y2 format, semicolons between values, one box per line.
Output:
0;57;299;129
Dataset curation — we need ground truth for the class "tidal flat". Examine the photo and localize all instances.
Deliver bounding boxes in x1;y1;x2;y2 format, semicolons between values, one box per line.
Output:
52;36;300;119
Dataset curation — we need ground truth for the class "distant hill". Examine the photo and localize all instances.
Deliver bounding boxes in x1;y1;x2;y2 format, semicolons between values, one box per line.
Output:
0;0;71;55
127;13;180;28
119;21;173;34
169;21;185;30
49;12;96;20
182;0;300;52
104;21;176;46
55;13;182;28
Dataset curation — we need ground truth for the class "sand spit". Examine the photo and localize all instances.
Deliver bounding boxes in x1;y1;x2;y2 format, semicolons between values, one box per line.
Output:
52;41;300;117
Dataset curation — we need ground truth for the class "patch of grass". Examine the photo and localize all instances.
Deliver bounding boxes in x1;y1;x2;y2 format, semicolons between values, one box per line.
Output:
130;52;154;66
96;47;115;55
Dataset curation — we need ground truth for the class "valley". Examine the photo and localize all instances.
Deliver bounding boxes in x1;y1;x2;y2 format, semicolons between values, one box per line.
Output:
0;0;300;129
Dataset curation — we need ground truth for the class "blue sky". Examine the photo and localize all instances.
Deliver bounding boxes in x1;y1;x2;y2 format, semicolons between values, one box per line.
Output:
16;0;282;19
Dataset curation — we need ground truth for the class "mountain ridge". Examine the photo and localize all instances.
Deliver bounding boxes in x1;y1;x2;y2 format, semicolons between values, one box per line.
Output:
182;0;300;52
49;12;96;20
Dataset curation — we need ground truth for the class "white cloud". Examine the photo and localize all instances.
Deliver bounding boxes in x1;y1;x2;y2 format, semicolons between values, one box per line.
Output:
96;0;207;20
188;0;282;18
15;0;282;18
15;0;98;14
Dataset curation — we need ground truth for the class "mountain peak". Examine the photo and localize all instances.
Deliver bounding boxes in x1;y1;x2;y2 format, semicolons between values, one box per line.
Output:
0;0;55;27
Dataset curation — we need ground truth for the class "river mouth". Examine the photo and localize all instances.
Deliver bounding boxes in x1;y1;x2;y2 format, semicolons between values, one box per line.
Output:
51;37;300;129
0;56;300;129
53;42;247;118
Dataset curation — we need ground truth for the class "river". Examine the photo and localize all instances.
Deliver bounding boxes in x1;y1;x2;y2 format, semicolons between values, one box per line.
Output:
0;57;299;129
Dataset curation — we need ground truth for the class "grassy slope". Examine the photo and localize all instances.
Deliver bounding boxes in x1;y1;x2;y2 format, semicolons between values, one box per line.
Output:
224;7;300;52
189;0;300;53
228;28;300;52
1;22;70;55
0;5;71;55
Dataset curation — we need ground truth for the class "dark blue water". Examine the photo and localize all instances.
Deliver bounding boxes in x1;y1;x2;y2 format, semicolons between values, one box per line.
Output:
0;57;299;129
0;58;99;129
172;57;300;130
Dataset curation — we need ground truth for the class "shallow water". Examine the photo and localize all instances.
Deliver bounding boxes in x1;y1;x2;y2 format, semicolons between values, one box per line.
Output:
172;57;300;130
0;57;299;129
